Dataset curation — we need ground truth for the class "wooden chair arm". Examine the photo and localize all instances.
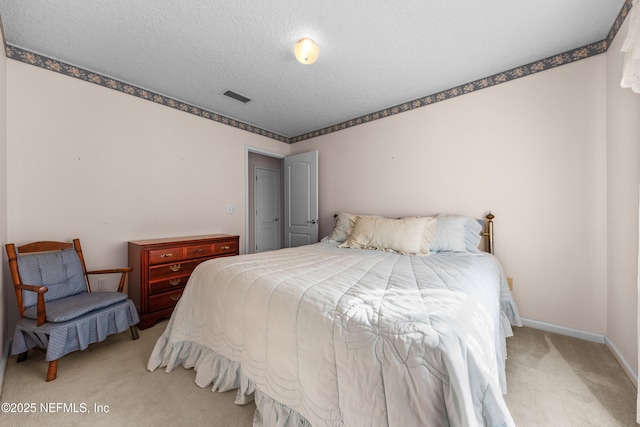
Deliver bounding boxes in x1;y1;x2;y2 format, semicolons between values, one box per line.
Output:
15;284;48;326
86;268;133;293
15;284;48;293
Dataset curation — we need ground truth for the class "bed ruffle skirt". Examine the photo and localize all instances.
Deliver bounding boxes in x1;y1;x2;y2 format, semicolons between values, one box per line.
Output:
253;390;313;427
498;299;521;393
148;332;313;427
11;299;139;361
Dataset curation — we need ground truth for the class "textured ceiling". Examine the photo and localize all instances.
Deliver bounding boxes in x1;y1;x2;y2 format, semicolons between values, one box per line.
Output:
0;0;628;142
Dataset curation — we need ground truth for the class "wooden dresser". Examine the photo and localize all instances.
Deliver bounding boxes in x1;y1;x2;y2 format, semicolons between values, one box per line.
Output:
128;234;239;329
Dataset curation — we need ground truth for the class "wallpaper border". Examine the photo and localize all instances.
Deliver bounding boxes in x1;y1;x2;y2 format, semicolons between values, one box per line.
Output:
291;0;634;143
4;45;289;143
3;0;633;144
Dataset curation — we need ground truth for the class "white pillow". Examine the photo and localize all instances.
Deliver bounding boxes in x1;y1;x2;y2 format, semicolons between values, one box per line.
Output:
463;218;483;253
339;216;436;255
431;215;483;252
328;212;357;243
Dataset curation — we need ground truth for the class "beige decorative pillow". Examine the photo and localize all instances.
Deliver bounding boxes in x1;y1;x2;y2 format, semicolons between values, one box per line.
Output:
419;216;438;253
339;216;436;255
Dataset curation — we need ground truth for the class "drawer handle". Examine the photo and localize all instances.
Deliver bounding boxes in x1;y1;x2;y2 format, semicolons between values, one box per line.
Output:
169;264;182;272
220;245;230;250
160;253;174;258
169;294;181;301
169;278;182;286
197;248;204;253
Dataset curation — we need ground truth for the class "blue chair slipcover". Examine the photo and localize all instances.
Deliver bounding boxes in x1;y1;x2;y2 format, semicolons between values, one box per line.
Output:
6;240;140;381
12;299;139;361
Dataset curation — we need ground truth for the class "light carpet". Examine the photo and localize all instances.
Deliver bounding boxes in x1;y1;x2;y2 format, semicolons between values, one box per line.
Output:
0;322;636;426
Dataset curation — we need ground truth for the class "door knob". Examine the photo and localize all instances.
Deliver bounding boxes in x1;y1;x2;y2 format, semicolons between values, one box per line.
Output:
274;218;279;221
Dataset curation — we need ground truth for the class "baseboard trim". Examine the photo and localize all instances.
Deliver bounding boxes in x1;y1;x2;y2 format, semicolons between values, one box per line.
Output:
521;317;638;388
521;317;606;343
0;339;10;398
605;336;639;388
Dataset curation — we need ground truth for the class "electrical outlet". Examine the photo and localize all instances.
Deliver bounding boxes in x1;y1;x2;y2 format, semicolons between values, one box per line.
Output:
507;277;513;290
97;278;109;292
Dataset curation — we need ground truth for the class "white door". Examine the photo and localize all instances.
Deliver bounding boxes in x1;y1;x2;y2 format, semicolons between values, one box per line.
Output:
254;166;281;253
284;150;319;247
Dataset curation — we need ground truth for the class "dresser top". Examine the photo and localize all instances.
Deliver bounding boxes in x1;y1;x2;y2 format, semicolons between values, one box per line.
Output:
128;234;239;246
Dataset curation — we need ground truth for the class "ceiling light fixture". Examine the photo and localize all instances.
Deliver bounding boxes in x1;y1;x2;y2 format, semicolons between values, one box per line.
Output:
294;38;319;65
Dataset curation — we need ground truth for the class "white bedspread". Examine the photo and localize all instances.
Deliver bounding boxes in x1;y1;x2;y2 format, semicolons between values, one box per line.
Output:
148;242;521;427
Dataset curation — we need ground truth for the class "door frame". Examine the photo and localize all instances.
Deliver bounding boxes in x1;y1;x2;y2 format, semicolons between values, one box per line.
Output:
244;146;285;255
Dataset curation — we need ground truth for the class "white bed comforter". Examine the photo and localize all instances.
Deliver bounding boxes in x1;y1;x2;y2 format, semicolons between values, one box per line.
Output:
148;242;521;427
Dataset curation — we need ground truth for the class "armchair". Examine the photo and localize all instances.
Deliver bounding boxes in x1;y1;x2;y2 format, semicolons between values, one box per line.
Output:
5;238;140;381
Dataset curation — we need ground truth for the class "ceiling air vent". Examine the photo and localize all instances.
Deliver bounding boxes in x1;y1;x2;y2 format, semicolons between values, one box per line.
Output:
223;90;251;104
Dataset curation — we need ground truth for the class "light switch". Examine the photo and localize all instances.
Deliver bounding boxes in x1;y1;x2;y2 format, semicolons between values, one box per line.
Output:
226;203;236;214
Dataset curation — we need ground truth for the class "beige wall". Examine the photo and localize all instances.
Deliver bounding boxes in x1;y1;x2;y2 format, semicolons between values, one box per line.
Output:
606;16;640;379
6;60;290;292
293;55;609;338
4;59;292;342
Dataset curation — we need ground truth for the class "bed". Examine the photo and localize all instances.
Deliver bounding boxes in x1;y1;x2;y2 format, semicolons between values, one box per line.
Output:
148;213;521;426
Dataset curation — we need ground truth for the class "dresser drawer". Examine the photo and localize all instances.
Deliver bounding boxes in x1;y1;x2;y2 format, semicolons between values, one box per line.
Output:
148;259;203;280
186;243;214;259
148;274;189;296
149;247;185;265
213;240;238;255
149;289;183;312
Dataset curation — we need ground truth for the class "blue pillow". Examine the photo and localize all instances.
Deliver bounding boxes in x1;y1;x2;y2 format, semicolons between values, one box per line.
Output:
17;249;87;308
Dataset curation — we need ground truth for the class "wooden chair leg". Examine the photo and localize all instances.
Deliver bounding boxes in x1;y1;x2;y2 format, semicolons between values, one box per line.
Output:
130;325;140;340
17;351;28;362
46;360;58;382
